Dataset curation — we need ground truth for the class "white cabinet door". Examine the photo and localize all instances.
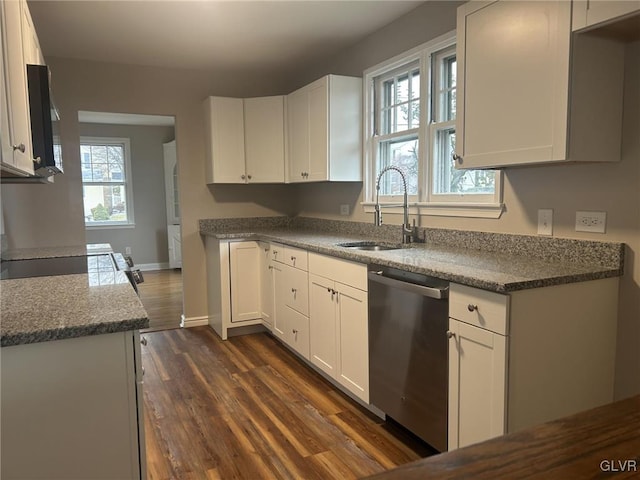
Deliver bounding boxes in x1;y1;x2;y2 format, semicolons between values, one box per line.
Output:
167;224;182;269
456;0;572;168
307;77;329;181
259;242;274;328
244;96;285;183
163;140;179;225
286;75;361;183
0;0;34;176
286;87;309;182
1;332;143;479
336;282;369;403
448;318;507;450
573;0;640;31
204;96;246;184
309;274;338;378
229;241;262;323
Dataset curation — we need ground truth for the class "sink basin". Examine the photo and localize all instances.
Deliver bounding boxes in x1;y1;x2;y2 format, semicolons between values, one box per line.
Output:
337;241;404;251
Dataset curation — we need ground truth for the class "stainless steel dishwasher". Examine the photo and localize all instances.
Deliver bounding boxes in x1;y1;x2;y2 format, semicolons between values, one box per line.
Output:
368;265;449;452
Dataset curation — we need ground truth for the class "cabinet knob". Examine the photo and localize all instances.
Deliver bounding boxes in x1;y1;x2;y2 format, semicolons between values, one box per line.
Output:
12;143;26;153
452;152;463;164
247;174;252;180
241;174;246;180
290;256;296;262
291;288;297;294
446;330;455;339
467;304;478;312
140;336;148;346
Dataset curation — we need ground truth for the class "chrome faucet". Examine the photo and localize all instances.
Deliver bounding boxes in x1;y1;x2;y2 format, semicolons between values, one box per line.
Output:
374;166;412;244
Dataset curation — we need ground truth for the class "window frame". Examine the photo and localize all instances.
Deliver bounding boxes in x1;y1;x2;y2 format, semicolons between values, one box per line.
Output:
80;136;135;229
362;30;504;219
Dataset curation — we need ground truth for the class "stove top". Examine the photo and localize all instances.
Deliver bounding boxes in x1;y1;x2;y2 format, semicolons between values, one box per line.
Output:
1;254;120;281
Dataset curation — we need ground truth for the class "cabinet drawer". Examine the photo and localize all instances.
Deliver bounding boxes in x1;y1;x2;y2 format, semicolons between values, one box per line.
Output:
449;284;509;335
284;245;308;271
283;305;310;360
308;252;367;291
271;242;285;263
282;264;309;316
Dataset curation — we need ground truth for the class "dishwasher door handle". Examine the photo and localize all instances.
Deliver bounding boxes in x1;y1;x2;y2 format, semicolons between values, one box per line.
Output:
368;271;448;299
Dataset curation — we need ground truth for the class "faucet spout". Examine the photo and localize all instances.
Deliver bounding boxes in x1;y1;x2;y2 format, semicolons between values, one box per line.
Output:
374;166;412;244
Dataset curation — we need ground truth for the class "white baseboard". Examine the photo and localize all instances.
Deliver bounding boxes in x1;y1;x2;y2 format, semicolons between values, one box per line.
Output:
136;262;171;272
182;315;209;328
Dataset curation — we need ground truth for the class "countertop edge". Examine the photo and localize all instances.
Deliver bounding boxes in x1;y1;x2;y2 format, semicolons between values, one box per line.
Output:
201;230;623;293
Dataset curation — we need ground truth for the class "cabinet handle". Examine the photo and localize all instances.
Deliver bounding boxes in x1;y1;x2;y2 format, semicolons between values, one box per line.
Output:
291;288;297;294
142;366;145;377
446;330;455;339
452;152;463;164
140;336;148;346
290;256;296;263
268;265;273;270
241;174;246;180
247;174;252;180
467;304;478;312
12;143;26;153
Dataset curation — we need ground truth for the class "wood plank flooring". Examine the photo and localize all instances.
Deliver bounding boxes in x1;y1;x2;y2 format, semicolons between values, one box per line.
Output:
138;269;183;331
142;327;436;479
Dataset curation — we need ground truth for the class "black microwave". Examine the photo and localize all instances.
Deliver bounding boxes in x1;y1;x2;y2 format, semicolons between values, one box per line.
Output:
26;64;63;177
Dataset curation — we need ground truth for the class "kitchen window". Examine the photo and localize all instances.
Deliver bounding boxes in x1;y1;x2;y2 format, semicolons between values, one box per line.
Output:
364;31;503;218
80;137;135;227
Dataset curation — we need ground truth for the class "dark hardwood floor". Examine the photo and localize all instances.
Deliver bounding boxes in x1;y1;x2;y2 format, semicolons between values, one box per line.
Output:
141;327;436;479
138;269;183;332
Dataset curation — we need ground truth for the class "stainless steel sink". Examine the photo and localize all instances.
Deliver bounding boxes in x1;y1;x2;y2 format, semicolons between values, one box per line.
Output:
337;241;404;251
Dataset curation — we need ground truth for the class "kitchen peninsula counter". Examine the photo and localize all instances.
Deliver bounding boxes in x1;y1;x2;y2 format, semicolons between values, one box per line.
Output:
0;244;148;347
199;217;625;293
365;395;640;480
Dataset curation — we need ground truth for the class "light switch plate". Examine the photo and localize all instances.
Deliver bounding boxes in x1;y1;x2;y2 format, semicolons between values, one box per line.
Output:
576;211;606;233
537;209;553;236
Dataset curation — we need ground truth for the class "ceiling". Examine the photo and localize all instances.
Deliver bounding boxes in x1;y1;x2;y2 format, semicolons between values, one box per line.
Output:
27;0;424;76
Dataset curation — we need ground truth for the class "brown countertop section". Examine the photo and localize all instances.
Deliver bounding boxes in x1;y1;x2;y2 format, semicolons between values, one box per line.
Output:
366;395;640;479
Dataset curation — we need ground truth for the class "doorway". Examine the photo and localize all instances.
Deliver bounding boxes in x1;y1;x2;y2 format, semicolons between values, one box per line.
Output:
78;111;183;330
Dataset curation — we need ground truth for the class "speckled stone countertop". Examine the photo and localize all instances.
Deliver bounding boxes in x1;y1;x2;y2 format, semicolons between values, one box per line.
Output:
1;247;149;347
199;217;625;293
1;243;113;260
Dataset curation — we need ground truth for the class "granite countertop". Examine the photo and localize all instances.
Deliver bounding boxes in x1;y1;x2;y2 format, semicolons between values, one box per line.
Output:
199;217;625;293
1;243;113;261
1;245;149;347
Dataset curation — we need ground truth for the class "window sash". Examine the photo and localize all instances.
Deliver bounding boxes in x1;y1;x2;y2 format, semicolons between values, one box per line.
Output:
80;137;134;226
363;31;502;215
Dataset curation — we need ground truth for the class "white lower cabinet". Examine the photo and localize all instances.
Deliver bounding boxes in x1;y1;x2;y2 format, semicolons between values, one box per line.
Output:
308;253;369;403
1;331;145;479
448;278;619;451
229;241;262;323
448;319;507;449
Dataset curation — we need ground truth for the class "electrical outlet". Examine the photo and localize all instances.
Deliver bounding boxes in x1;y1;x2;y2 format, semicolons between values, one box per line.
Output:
575;211;606;233
537;209;553;236
125;247;132;254
340;204;350;216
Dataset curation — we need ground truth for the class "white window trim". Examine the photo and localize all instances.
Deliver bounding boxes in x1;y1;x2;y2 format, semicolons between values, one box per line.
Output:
80;136;135;228
362;30;504;219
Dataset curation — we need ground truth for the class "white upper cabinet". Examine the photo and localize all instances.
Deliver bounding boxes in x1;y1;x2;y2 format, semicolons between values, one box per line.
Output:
1;0;39;177
204;95;285;184
204;96;246;183
286;75;362;183
244;96;285;183
455;0;626;169
572;0;640;32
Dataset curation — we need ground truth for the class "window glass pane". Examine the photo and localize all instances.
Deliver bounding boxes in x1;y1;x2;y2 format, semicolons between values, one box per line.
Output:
83;185;128;223
432;129;495;195
411;71;420;100
378;137;419;196
396;74;409;103
409;100;420;129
